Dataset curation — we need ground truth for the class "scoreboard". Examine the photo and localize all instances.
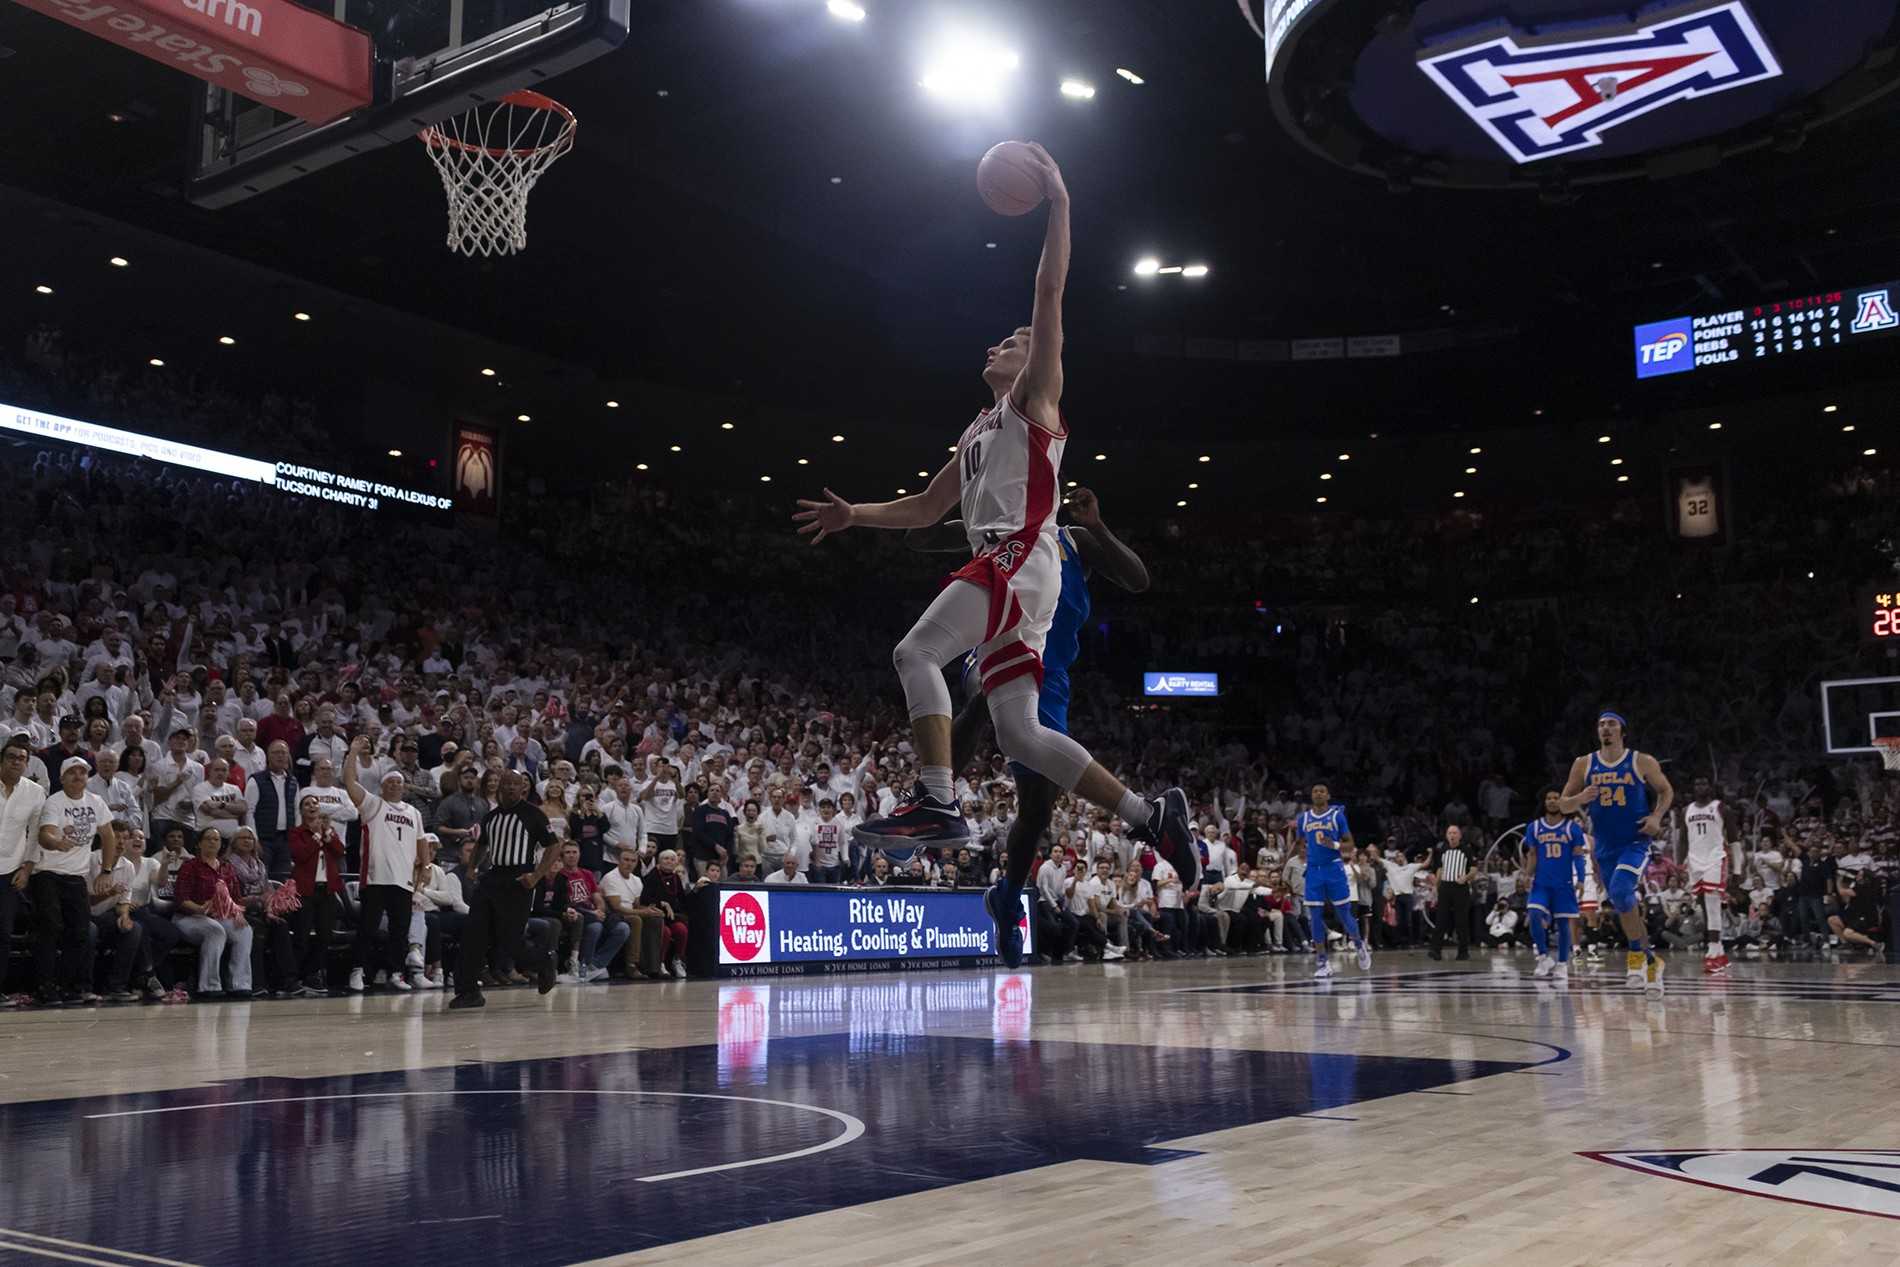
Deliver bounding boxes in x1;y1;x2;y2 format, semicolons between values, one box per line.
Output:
1635;281;1900;380
1865;588;1900;645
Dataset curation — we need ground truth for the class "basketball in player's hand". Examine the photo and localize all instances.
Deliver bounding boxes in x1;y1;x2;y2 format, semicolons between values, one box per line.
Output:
977;141;1046;216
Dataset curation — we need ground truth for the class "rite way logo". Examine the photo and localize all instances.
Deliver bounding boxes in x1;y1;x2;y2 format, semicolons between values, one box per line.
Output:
720;892;768;962
1417;2;1783;164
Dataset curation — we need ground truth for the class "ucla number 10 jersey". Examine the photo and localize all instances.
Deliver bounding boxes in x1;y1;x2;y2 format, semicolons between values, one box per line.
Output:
1298;806;1350;868
1525;816;1587;887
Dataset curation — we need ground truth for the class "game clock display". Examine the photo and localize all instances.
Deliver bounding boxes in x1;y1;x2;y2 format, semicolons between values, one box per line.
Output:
1864;589;1900;644
1635;282;1900;379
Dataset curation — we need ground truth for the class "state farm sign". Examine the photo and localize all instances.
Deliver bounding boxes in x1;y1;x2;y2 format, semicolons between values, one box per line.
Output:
14;0;373;125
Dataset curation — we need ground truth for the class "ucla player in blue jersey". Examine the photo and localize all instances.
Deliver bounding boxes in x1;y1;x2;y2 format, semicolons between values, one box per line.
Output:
1518;790;1588;985
906;487;1151;967
1558;710;1675;993
1297;783;1371;978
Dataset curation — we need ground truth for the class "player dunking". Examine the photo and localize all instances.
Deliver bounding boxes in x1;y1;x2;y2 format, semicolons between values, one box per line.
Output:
1682;776;1737;975
1297;783;1371;978
794;144;1198;909
1558;710;1675;993
905;486;1149;966
1519;790;1587;985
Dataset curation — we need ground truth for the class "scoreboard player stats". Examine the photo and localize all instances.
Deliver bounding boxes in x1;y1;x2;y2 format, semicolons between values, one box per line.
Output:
1634;281;1900;380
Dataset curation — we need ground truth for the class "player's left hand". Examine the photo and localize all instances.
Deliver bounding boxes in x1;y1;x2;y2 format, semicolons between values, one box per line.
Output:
1639;814;1664;838
1066;486;1101;527
793;489;854;544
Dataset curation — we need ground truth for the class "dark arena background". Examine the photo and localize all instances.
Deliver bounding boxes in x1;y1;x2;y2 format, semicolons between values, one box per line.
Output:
0;0;1898;1263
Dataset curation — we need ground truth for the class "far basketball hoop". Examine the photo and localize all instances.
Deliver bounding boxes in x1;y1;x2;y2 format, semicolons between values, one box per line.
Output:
1875;737;1900;771
419;90;578;257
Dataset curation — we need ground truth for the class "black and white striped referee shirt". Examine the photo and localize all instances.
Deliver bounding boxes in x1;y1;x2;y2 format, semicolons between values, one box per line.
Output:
480;801;553;872
1436;843;1471;884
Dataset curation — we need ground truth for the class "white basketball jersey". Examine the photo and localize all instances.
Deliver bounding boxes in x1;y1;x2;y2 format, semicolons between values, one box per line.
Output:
955;394;1065;554
1684;800;1725;861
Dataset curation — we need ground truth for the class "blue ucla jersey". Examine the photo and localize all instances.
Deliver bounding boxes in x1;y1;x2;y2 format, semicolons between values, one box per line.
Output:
1583;749;1651;849
1040;527;1091;712
1524;816;1588;887
1298;806;1350;867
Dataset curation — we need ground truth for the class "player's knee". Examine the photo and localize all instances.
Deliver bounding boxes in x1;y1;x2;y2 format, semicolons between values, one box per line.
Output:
1606;870;1640;913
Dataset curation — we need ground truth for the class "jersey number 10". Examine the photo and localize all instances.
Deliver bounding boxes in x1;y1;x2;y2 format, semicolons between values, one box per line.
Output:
962;442;983;483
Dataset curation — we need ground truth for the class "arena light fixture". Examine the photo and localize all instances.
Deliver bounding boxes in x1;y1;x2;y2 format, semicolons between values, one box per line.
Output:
1157;265;1183;275
606;400;619;408
897;487;908;494
1337;453;1350;461
1319;472;1333;481
1059;79;1096;100
33;285;51;295
1842;424;1856;432
1469;596;1479;605
480;367;496;377
387;449;402;458
293;311;311;322
1597;435;1611;443
918;470;929;477
517;414;530;422
1709;421;1723;430
760;475;772;482
1808;571;1816;578
1197;453;1211;463
670;444;682;452
148;358;164;367
1468;446;1482;455
1617;474;1630;483
798;458;810;465
109;256;128;267
1067;480;1077;488
1182;264;1210;278
1176;499;1187;508
1464;466;1477;475
1824;404;1839;413
721;421;735;430
1865;448;1878;456
1315;496;1327;504
1611;457;1624;466
218;335;236;345
635;462;648;471
1133;258;1161;277
1453;490;1466;498
1115;68;1145;85
826;0;865;22
1187;482;1199;490
831;434;845;443
1094;453;1107;461
830;176;843;185
919;34;1020;104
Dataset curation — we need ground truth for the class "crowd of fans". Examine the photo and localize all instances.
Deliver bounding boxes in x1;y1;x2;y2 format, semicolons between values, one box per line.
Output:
0;336;1894;1004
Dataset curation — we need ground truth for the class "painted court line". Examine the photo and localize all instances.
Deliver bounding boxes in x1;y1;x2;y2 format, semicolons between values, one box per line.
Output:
83;1089;865;1184
0;1229;201;1267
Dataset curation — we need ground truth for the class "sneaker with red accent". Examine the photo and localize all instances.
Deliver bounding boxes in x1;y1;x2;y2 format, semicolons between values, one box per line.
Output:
852;785;971;847
1704;953;1730;975
1126;788;1197;889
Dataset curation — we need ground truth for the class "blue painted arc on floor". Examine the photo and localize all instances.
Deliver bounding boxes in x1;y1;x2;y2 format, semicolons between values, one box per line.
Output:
0;1037;1530;1263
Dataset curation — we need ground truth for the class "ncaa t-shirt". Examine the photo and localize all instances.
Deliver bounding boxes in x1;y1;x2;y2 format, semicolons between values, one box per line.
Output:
36;790;110;877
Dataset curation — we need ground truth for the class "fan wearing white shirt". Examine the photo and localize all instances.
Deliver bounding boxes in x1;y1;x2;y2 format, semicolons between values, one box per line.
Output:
34;757;120;1004
0;736;49;997
343;739;429;993
1069;857;1121;960
1036;854;1078;962
191;758;249;844
764;853;808;885
148;727;203;843
86;834;157;1001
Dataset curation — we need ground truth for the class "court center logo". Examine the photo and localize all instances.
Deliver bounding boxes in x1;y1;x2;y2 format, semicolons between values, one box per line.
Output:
1583;1150;1900;1219
1635;317;1695;379
719;891;771;963
1417;2;1783;164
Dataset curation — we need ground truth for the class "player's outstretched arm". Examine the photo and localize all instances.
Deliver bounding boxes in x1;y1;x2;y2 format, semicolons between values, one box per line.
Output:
795;460;959;541
1555;756;1595;814
1636;753;1674;835
1013;143;1068;431
1066;489;1150;592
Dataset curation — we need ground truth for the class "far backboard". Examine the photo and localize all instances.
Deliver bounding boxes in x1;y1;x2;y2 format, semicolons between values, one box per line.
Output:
186;0;628;208
1820;675;1900;754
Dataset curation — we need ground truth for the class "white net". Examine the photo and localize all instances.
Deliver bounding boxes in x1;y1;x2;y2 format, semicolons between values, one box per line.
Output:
419;91;577;257
1878;740;1900;771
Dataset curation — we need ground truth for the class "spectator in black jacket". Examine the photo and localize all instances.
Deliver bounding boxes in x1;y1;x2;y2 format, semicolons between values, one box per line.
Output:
688;786;734;879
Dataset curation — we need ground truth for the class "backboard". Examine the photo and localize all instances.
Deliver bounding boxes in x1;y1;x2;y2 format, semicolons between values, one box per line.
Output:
1820;675;1900;755
186;0;628;208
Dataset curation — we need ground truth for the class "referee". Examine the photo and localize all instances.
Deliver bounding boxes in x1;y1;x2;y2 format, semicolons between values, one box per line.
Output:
449;772;564;1009
1429;825;1473;962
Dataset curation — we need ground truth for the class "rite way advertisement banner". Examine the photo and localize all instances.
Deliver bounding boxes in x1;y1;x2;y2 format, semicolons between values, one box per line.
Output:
714;886;1034;975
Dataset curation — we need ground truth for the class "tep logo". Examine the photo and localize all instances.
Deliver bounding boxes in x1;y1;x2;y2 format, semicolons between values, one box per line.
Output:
720;891;769;962
1418;2;1782;165
1634;318;1695;380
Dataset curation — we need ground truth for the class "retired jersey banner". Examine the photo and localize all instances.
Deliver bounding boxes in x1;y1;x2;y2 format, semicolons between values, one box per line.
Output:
710;885;1033;977
453;423;499;516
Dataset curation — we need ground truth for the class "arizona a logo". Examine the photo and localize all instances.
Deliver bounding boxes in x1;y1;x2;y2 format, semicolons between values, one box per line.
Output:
1418;2;1782;164
1852;289;1898;334
1583;1150;1900;1219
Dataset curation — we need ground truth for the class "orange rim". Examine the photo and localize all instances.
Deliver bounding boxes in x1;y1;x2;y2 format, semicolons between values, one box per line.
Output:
418;90;577;159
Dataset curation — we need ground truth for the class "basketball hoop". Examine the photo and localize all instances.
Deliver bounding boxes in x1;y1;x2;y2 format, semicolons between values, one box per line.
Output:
419;90;577;257
1875;737;1900;771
